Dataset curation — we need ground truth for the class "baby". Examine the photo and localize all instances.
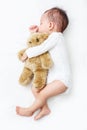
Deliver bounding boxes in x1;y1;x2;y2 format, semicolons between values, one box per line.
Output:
16;7;71;120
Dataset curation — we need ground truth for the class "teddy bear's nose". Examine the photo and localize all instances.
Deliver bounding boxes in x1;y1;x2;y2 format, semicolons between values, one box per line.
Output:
36;38;39;42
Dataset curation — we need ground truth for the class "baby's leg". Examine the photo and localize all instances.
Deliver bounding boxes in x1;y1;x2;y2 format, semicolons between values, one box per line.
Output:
16;80;67;117
31;87;51;120
16;87;50;118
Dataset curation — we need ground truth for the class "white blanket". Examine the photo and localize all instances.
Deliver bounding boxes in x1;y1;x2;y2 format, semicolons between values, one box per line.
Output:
0;0;87;130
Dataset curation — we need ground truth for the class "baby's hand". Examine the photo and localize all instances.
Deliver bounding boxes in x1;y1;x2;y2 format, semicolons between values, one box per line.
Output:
21;53;28;62
29;25;39;33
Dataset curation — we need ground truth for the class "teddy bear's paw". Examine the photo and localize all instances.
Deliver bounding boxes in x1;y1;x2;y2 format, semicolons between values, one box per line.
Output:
18;49;26;61
18;53;23;61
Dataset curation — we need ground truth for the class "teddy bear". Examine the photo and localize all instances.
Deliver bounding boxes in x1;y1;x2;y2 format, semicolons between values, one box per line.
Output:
18;32;53;90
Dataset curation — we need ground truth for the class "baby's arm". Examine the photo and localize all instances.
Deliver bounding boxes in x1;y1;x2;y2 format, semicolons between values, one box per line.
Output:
25;32;60;58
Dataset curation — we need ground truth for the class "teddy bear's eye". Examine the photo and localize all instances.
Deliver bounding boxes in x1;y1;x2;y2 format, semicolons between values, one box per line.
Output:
29;41;32;44
36;38;39;42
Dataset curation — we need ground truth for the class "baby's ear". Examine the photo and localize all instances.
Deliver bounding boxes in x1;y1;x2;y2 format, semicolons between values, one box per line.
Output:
49;22;54;30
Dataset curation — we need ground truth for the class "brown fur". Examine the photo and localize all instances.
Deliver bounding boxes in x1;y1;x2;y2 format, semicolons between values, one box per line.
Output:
18;33;53;90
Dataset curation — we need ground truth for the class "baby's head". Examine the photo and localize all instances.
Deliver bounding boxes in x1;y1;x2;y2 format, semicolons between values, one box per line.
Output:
39;7;69;33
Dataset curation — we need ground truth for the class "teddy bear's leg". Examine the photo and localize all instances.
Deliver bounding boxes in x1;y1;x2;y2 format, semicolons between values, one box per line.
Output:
33;69;48;90
19;67;33;86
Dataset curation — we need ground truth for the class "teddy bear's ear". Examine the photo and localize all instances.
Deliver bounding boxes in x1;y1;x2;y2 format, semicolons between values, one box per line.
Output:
42;34;49;40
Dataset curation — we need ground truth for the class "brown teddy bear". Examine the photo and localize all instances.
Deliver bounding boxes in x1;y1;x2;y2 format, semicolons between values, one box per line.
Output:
18;32;53;90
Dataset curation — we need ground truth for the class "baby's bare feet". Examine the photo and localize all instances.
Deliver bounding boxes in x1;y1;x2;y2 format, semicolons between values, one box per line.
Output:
34;106;51;120
16;106;33;117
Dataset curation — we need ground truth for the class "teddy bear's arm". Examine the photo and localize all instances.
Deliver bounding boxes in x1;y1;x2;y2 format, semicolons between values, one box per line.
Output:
40;52;53;69
18;48;27;61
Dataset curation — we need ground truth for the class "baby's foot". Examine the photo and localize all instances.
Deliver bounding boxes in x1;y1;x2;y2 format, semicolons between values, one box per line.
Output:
16;106;33;117
34;106;51;120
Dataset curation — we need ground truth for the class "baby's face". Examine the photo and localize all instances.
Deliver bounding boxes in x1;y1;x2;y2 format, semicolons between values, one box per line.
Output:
39;13;50;33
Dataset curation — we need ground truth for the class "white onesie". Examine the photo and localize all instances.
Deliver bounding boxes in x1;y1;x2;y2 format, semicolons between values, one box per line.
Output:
26;32;72;92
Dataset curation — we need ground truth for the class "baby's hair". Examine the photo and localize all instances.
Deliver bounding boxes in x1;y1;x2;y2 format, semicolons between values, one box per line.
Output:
44;7;69;32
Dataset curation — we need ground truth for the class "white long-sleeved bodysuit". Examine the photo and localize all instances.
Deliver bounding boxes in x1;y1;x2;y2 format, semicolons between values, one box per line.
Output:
26;32;72;92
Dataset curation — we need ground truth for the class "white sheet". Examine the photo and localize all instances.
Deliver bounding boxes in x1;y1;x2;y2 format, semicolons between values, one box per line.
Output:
0;0;87;130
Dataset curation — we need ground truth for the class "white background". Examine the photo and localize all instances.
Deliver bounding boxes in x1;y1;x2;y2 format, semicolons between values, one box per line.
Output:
0;0;87;130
